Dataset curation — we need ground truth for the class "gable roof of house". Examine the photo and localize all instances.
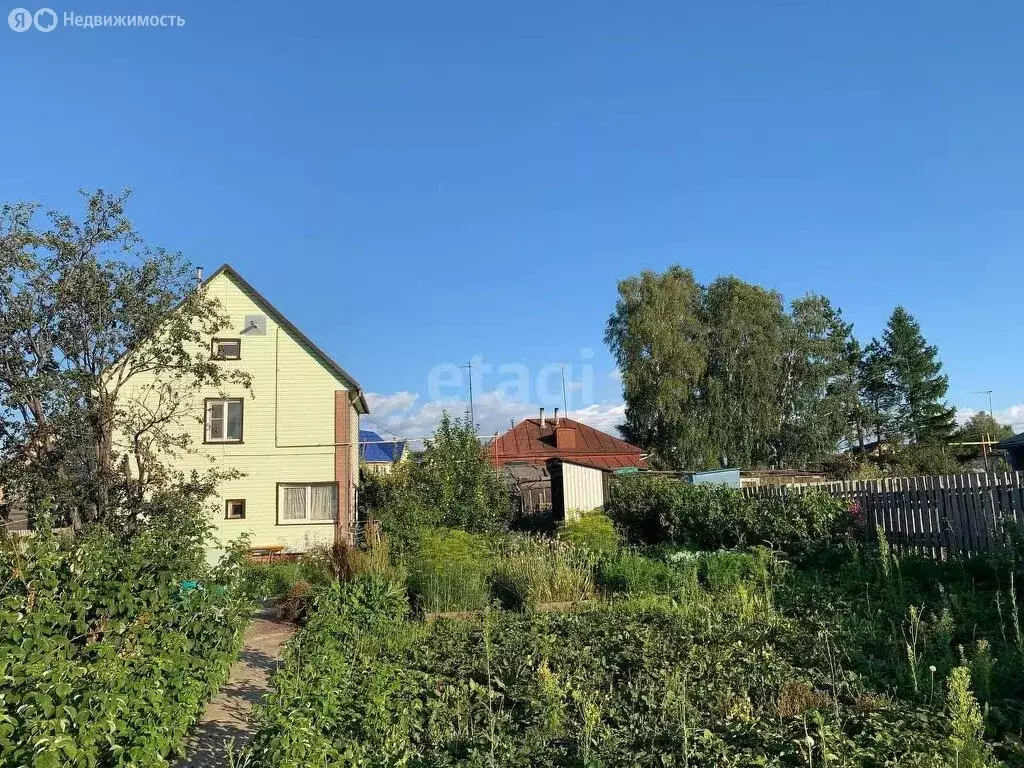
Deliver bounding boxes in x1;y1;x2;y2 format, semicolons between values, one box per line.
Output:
206;264;369;413
997;432;1024;450
489;417;648;471
359;429;406;463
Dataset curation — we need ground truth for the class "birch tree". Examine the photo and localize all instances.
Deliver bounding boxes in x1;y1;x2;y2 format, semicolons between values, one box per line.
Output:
0;189;249;531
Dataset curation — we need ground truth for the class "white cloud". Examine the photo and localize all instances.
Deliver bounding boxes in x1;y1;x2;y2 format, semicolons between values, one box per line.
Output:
365;391;419;418
610;368;623;382
956;404;1024;433
363;389;628;444
568;402;627;435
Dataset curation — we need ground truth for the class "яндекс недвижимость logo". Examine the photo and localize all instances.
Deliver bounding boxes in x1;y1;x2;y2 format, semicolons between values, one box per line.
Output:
8;7;183;31
9;7;57;31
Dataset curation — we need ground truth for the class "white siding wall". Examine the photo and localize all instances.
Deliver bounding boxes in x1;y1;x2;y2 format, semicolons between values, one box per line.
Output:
561;463;606;521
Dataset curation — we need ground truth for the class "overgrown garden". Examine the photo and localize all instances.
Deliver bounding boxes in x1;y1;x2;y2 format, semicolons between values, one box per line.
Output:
0;499;251;766
237;469;1024;767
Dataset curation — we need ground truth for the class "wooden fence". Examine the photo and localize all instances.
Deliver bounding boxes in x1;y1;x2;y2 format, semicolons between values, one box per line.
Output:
744;472;1024;557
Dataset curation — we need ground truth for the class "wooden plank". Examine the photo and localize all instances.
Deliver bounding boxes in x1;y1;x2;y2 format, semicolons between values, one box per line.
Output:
963;474;978;554
878;478;890;548
986;473;998;551
976;473;990;554
937;479;954;557
872;479;880;536
1016;473;1024;533
937;475;954;561
890;477;901;551
899;477;911;553
908;476;920;555
956;474;972;555
993;473;1009;546
918;476;930;556
923;475;937;558
986;473;998;554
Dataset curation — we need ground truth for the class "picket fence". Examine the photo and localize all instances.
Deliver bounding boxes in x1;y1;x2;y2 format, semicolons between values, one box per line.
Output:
744;472;1024;557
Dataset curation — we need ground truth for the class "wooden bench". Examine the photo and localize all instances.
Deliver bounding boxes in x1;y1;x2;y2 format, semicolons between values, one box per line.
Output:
247;545;296;564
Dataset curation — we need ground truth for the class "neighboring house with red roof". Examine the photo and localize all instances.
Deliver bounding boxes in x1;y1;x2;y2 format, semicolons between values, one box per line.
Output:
489;408;647;521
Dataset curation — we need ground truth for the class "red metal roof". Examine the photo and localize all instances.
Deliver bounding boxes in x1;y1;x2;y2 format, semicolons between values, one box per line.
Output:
489;417;648;471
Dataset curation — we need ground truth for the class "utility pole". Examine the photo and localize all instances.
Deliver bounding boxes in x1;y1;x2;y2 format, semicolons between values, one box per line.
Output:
969;390;996;471
460;361;476;432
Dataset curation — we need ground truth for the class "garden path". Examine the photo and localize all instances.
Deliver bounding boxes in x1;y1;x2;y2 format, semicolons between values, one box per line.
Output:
177;603;294;767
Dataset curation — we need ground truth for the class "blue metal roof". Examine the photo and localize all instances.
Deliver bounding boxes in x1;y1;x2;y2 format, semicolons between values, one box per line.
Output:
359;429;405;463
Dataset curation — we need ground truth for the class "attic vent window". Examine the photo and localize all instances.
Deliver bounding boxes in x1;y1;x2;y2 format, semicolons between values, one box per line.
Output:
211;338;241;360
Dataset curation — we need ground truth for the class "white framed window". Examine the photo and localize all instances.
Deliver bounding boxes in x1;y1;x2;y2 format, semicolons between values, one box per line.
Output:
211;338;241;360
278;483;338;524
225;499;246;520
205;398;243;443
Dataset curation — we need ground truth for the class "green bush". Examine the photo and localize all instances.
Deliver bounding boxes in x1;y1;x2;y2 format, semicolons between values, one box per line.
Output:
241;560;303;599
606;475;849;556
0;511;250;766
598;549;698;595
558;511;620;555
700;548;772;593
407;528;492;613
241;548;339;600
360;413;514;551
319;573;409;623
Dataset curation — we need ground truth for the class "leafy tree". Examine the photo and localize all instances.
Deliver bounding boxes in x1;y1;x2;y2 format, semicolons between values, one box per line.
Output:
413;411;512;532
607;267;857;469
857;339;898;452
703;276;789;468
880;306;956;444
952;412;1014;463
0;189;249;531
360;411;512;546
775;294;858;467
604;266;708;467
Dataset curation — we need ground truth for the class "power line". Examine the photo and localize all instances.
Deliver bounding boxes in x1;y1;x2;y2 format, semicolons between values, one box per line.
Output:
361;416;406;442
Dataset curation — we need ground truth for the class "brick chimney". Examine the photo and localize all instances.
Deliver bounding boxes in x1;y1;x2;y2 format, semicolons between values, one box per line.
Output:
555;426;576;451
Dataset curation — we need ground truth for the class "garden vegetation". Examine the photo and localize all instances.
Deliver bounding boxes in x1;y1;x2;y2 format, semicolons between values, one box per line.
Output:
0;499;250;766
236;477;1024;767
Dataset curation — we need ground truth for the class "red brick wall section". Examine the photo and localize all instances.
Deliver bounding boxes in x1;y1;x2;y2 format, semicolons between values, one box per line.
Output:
334;391;353;543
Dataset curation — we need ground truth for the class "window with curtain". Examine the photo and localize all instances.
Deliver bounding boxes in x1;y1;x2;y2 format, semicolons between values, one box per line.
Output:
278;483;338;523
205;399;243;442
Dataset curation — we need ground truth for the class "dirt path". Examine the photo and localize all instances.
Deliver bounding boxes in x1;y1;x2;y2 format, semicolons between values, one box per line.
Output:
177;605;294;767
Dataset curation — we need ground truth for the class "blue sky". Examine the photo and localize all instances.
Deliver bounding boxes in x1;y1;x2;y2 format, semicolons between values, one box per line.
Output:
2;0;1022;439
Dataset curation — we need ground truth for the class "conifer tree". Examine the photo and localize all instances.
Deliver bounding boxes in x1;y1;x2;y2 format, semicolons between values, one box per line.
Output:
880;306;956;444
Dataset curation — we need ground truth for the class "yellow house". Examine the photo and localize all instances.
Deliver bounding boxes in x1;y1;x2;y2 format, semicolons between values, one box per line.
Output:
120;264;368;557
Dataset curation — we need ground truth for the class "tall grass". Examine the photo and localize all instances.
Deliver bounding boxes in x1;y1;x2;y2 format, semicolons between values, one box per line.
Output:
407;529;492;612
490;535;594;611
